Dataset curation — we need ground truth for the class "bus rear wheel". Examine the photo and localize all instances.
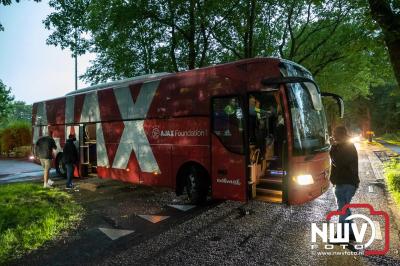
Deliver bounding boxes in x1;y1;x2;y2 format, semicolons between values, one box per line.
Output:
55;153;66;178
185;166;208;205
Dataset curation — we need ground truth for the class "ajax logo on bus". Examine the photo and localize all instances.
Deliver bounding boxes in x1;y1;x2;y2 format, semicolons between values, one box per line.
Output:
310;204;390;256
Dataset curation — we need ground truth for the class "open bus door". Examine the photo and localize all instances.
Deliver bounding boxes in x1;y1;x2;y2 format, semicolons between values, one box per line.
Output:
211;96;247;201
78;124;98;177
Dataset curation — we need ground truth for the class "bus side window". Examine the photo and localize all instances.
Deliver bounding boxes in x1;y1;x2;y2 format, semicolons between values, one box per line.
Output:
212;97;244;154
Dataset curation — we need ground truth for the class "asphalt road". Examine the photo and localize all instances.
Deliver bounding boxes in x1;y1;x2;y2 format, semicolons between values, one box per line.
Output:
98;142;400;266
6;141;400;266
0;159;57;184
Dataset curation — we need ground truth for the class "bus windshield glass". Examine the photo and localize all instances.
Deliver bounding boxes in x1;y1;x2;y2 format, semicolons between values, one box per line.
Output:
280;61;329;155
287;82;329;154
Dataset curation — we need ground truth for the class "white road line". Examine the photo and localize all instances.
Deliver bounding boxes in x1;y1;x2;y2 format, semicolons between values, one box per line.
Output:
138;215;170;223
168;204;196;212
98;228;134;240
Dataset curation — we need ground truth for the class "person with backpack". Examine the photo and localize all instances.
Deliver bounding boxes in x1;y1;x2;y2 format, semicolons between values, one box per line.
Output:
63;134;79;189
35;132;57;188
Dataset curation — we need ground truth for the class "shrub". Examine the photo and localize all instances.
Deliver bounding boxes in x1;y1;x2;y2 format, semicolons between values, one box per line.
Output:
384;159;400;206
0;121;31;156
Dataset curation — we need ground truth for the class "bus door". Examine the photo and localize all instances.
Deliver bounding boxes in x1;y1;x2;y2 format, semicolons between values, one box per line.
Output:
247;91;285;203
211;96;247;201
79;124;98;177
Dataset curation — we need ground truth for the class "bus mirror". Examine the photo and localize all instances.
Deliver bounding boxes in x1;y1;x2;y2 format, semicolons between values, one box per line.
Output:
321;92;344;118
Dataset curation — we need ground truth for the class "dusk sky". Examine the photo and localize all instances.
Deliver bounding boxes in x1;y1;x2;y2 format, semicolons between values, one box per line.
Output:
0;0;94;104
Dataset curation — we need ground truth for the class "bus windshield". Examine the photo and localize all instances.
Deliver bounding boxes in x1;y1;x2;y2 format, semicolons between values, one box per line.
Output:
287;82;329;155
279;60;329;155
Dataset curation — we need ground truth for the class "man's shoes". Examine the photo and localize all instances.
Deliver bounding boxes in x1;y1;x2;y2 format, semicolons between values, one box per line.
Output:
66;184;74;189
44;183;53;188
47;179;54;186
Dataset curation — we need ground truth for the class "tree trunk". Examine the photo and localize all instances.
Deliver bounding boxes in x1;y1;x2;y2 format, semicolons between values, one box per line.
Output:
368;0;400;86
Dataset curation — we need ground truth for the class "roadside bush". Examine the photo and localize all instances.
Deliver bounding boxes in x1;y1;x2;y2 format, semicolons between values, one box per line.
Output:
0;121;31;157
381;132;400;145
384;159;400;206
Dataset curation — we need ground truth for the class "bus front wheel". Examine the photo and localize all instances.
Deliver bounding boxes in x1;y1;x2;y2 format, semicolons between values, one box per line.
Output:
185;166;208;205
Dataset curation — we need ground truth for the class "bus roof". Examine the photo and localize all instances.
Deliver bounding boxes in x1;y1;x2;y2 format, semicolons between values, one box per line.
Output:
34;57;302;104
65;72;171;96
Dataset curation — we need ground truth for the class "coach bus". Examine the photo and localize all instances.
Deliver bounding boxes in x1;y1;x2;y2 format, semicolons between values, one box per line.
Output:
32;57;343;205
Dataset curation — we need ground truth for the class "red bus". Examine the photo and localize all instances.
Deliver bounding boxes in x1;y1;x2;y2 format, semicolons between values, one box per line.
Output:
32;57;343;205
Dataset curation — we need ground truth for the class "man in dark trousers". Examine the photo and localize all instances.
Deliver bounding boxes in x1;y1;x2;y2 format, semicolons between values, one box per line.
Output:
35;132;57;188
330;126;360;240
63;134;79;189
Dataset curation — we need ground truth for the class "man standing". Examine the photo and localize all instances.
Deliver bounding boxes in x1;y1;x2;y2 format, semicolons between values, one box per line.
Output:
35;132;57;188
330;126;360;240
63;134;78;189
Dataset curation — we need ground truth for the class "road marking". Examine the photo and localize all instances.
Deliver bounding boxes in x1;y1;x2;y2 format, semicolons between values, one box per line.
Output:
373;221;382;240
138;215;170;223
168;204;196;212
98;228;134;240
368;185;374;193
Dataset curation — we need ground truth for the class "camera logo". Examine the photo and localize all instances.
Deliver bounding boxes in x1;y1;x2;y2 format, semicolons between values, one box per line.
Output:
311;203;390;256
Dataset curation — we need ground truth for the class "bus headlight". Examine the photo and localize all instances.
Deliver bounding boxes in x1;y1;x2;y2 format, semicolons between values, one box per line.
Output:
293;174;314;185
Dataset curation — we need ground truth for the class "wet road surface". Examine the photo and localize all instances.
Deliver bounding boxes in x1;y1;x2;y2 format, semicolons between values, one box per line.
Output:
0;159;57;184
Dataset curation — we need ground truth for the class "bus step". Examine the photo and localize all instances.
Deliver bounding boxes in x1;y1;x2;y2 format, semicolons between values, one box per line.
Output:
254;194;282;203
256;187;282;197
258;177;282;185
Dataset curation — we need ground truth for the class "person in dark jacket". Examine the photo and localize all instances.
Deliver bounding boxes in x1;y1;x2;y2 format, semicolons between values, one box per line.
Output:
35;133;57;188
330;126;360;240
63;134;79;189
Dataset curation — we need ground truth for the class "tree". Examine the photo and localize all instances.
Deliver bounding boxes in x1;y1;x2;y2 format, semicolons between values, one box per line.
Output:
0;80;14;124
44;0;394;103
8;101;32;122
368;0;400;86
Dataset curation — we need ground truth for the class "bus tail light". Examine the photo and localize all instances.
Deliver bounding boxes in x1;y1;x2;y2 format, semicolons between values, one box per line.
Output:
293;174;314;185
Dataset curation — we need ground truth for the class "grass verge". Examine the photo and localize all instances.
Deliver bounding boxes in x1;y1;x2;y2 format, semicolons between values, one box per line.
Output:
0;183;83;264
380;132;400;146
383;159;400;207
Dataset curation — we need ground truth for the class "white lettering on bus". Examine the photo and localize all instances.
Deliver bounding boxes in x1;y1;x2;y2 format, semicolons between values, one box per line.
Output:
216;178;241;186
112;80;161;173
79;92;109;167
153;128;208;138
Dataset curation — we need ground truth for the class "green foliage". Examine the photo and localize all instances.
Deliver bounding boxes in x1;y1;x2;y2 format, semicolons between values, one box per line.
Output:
370;84;400;134
44;0;90;55
381;132;400;146
0;183;83;264
0;121;31;155
8;101;32;123
0;80;14;124
384;159;400;207
44;0;394;93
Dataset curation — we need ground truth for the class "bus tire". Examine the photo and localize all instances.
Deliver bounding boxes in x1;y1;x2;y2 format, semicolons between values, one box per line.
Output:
185;166;208;205
55;153;66;178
